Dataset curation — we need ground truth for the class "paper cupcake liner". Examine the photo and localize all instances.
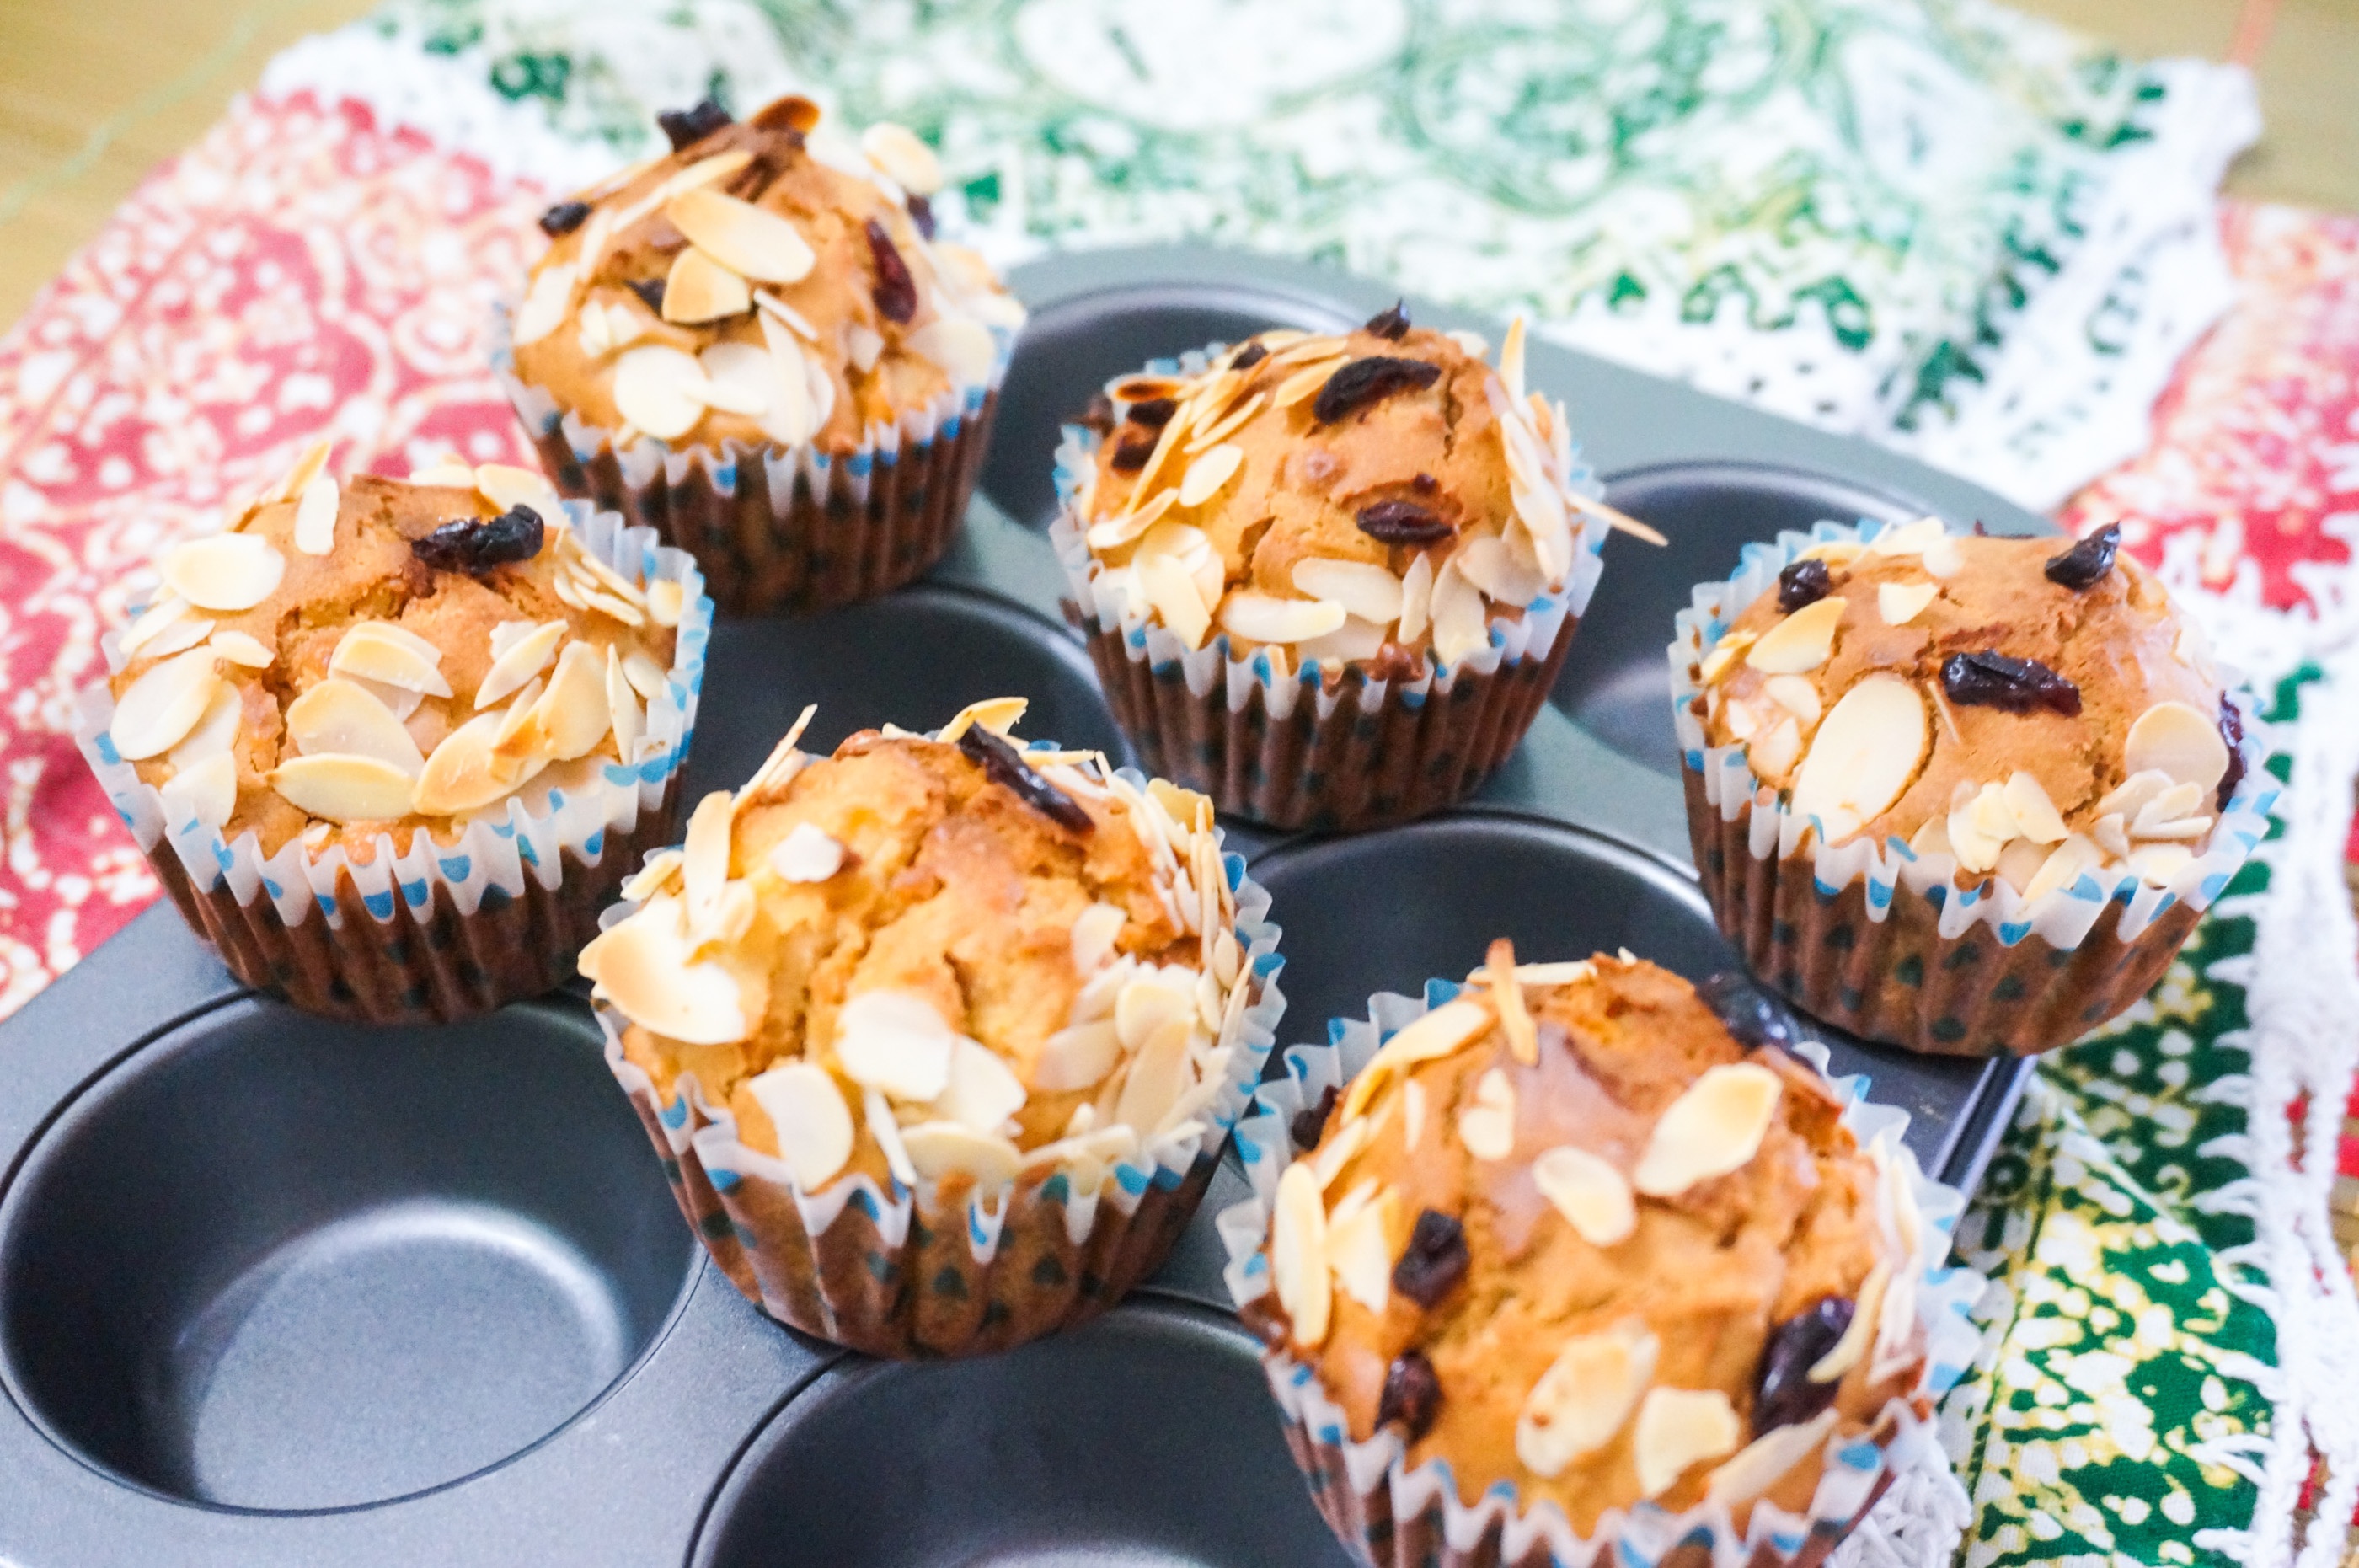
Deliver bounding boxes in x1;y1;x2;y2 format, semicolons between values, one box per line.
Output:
75;502;713;1024
598;787;1289;1358
495;308;1011;618
1669;518;2276;1057
1217;981;1984;1568
1049;346;1607;832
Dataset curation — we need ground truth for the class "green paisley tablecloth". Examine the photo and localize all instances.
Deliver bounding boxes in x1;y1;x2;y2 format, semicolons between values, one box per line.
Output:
228;4;2355;1563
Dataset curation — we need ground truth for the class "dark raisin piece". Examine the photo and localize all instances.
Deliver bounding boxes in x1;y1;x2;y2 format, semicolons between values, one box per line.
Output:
2044;522;2121;590
1357;500;1453;546
1110;435;1154;472
906;192;937;240
538;200;591;238
1126;397;1178;429
865;218;918;324
1940;651;2082;717
656;99;733;152
1313;356;1442;425
1752;1297;1855;1435
1078;393;1116;436
1696;971;1797;1052
725;153;779;201
1232;342;1268;371
411;506;546;576
1777;558;1832;613
1377;1351;1443;1440
1392;1210;1468;1308
2216;695;2246;810
957;725;1094;834
1410;472;1438;493
1368;641;1426;683
1364;300;1410;340
627;277;666;314
1290;1085;1340;1153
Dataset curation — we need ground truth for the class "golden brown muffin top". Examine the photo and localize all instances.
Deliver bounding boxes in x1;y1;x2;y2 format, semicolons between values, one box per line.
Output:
105;447;682;859
1072;309;1601;677
582;701;1254;1201
510;95;1019;455
1693;522;2239;900
1249;950;1924;1532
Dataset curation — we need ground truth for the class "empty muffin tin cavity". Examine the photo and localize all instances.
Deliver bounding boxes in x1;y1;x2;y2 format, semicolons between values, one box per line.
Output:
693;1301;1352;1567
0;997;692;1512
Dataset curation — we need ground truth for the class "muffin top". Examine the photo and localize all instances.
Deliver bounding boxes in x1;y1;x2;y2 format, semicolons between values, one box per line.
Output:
105;447;682;859
509;94;1021;455
1069;306;1599;677
1694;522;2239;900
1249;949;1924;1531
581;700;1253;1199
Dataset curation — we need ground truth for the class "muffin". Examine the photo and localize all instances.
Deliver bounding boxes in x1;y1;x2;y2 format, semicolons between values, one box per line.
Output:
1220;949;1972;1568
1050;305;1610;829
581;697;1286;1357
1672;518;2274;1056
73;444;711;1021
499;94;1024;615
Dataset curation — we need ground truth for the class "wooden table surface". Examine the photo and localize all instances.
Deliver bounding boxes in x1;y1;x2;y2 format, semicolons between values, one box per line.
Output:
0;0;2354;334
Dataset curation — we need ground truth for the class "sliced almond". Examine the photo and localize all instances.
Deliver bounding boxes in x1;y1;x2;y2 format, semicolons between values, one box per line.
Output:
159;750;238;832
1138;552;1213;650
207;630;270;667
1745;596;1846;675
110;648;224;761
591;895;748;1045
477;620;566;709
1453;531;1549;607
330;623;452;698
1748;716;1802;780
1287;559;1402;628
1324;1189;1394;1314
834;990;957;1101
1037;1019;1121;1093
285;678;427;775
845;322;885;374
272;437;332;505
750;312;818;445
1309;1117;1369;1190
666;188;816;284
1515;1320;1657;1479
1069;901;1127;975
120;596;195;658
2129;843;2195;884
1294;614;1389;668
1446;329;1490;357
1632;1062;1783;1197
1996;835;2049;895
1428;558;1489;666
1485;938;1538;1065
1271;1162;1332;1347
936;1037;1029;1134
898;1121;1022;1187
409;458;476;488
1696;632;1757;687
2094;768;2174;822
1273;357;1345;410
2003;771;2069;843
1178;443;1244;508
1761;675;1821;727
293;472;340;555
134;614;216;661
1218;591;1345;647
1396;552;1435;646
611;345;709;442
1788;675;1928;843
1457;1068;1517;1160
746;1062;854;1191
1869;516;1948;557
2091;812;2132;859
1877;581;1938;626
860;120;943;195
768;821;845;883
1113;1014;1196;1135
414;712;538;816
644;581;686;631
677;789;737;940
1341;998;1494;1120
1706;1409;1839;1507
2019;834;2101;903
693;340;773;419
1086;487;1177;551
270;752;418;822
605;647;644;761
158;533;286;613
1115;969;1196;1055
1533;1145;1635;1245
1807;1260;1888;1383
2124;700;2231;795
168;681;242;768
530;642;613;761
661;245;752;324
1634;1388;1742;1499
906;318;998;388
511;260;577;346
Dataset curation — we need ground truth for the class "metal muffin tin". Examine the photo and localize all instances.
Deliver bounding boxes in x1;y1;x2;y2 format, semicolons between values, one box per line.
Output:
0;246;2039;1565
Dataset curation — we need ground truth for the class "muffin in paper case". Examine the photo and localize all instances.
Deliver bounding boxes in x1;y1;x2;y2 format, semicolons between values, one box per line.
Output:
75;498;712;1023
1672;519;2275;1057
587;706;1289;1357
1051;322;1609;832
1216;975;1984;1568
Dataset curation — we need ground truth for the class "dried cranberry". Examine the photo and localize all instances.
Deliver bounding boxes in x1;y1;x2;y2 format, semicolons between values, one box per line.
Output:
1696;971;1797;1052
1078;393;1116;436
1126;397;1179;429
1364;301;1411;340
1232;342;1269;371
1291;1085;1340;1153
538;200;591;238
627;277;666;314
1377;1351;1442;1440
1940;651;2082;717
1777;558;1832;613
1752;1297;1854;1435
1356;500;1453;546
411;506;546;575
1393;1210;1468;1308
656;99;732;152
2216;696;2246;810
1312;356;1442;425
906;192;937;240
865;219;918;324
2044;523;2121;591
957;725;1094;834
1110;435;1155;472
